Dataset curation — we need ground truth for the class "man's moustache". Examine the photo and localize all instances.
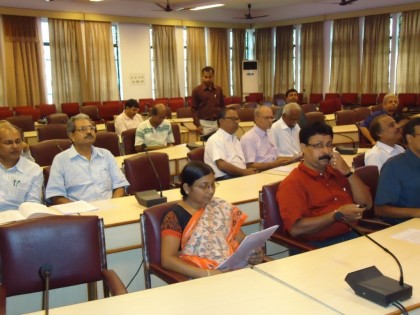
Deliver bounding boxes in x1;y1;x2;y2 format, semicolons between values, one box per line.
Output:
319;155;332;161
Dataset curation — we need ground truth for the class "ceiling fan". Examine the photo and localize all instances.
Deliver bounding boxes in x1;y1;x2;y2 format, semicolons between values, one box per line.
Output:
234;3;269;20
154;0;182;12
337;0;358;5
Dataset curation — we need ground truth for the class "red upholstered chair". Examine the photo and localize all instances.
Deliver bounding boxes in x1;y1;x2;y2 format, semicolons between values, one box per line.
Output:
352;152;365;169
81;105;103;123
176;107;192;118
301;103;318;113
305;111;325;124
46;113;69;124
398;93;417;112
123;152;171;195
309;93;323;105
105;120;116;132
324;93;340;101
187;146;205;162
36;104;57;117
167;98;185;113
237;108;254;122
94;132;121;157
139;98;154;112
121;128;136;155
29;139;72;167
102;100;122;107
14;107;41;121
6;115;35;132
245;93;263;103
360;93;378;107
224;96;233;105
61;102;80;118
341;93;358;109
184;96;192;107
171;122;181;145
98;103;123;122
140;201;189;289
354;165;379;219
37;124;68;142
355;121;373;148
335;110;357;126
0;216;127;314
225;103;241;111
243;101;258;109
259;181;316;253
354;107;371;122
319;99;338;115
0;109;14;120
230;96;242;104
82;101;102;107
377;93;386;104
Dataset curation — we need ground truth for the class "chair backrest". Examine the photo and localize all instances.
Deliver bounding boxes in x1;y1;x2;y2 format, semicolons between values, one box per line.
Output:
309;93;323;104
14;108;41;121
242;102;258;109
319;99;340;115
171;123;181;145
305;111;325;124
360;93;378;107
98;103;123;121
335;110;357;126
46;113;69;124
6;115;35;132
0;109;14;120
377;93;386;104
352;152;365;169
187;146;205;162
176;107;192;118
301;103;318;113
61;102;80;117
30;139;72;167
36;104;57;117
81;105;102;123
167;98;185;112
225;103;241;111
105;120;116;132
354;107;371;122
0;216;105;297
260;181;284;232
82;101;102;107
37;124;68;142
121;128;136;155
355;121;373;148
237;108;254;122
94;131;121;156
340;93;358;106
354;165;379;218
124;152;171;194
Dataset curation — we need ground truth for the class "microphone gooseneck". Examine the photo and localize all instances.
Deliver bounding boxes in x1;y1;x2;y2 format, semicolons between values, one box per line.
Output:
39;264;53;315
141;143;164;197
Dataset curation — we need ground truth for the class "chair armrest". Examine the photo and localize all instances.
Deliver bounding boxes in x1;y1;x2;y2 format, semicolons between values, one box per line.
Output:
102;270;128;296
270;233;317;252
262;255;274;263
0;286;6;315
358;219;391;231
149;263;189;284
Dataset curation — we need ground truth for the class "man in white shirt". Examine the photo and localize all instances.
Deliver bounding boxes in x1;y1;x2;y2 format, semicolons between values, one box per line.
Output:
114;99;143;136
269;103;302;157
364;114;405;172
204;107;257;180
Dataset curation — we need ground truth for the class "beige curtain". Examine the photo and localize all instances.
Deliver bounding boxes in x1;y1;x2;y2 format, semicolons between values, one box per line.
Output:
330;18;360;93
361;14;390;94
186;27;206;96
2;15;46;106
0;16;6;106
152;25;180;98
85;21;119;102
274;26;294;97
256;27;274;99
397;10;420;93
209;28;229;95
231;28;245;97
300;22;324;97
49;19;87;108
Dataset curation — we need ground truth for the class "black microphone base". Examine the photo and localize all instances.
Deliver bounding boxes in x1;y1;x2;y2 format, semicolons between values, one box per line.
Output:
135;190;167;207
345;266;412;306
336;146;358;155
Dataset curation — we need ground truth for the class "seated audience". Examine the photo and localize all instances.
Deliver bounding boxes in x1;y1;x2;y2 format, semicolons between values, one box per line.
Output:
135;103;174;152
274;88;308;127
204;107;257;180
161;161;263;278
0;123;43;210
240;106;301;171
277;122;372;248
364;114;405;172
360;93;408;145
269;103;303;157
375;117;420;224
114;99;143;136
46;114;128;204
0;120;35;162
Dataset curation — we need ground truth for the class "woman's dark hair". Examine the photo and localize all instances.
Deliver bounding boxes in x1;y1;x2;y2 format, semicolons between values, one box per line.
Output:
299;121;333;144
180;161;214;199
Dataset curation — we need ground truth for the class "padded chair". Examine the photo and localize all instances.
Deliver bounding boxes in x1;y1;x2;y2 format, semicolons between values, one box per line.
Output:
187;146;205;162
36;104;57;117
377;93;386;104
305;111;325;124
46;113;69;124
105;120;116;132
354;165;379;219
14;107;42;121
94;131;121;156
0;216;127;314
82;101;102;107
98;103;123;121
245;93;264;103
237;108;254;122
121;128;137;155
176;107;192;118
301;103;318;113
230;96;242;104
61;102;80;117
340;93;358;109
30;139;72;167
37;124;68;142
324;93;340;101
242;102;258;109
259;181;316;253
140;201;189;289
355;121;373;148
309;93;323;105
0;109;14;120
335;110;357;126
354;107;371;122
138;98;154;112
6;115;35;132
123;152;171;195
225;103;241;111
352;152;365;169
167;98;185;113
360;93;377;107
81;105;102;123
398;93;418;112
171;122;181;145
319;99;339;115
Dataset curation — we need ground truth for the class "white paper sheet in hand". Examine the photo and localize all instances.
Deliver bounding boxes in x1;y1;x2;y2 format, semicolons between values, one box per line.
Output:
217;225;279;271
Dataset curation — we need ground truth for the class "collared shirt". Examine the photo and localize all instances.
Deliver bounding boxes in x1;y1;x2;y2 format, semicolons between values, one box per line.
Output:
191;83;225;125
268;117;301;156
204;128;246;178
114;112;143;136
134;119;175;147
277;162;354;241
46;146;129;202
0;157;43;211
274;105;308;128
376;149;420;209
365;141;405;172
240;125;278;163
361;110;404;128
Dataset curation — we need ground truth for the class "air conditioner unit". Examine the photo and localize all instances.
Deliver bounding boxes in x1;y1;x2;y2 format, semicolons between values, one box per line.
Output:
242;60;259;94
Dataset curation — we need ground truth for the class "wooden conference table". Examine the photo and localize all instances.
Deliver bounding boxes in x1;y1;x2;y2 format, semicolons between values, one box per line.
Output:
255;219;420;314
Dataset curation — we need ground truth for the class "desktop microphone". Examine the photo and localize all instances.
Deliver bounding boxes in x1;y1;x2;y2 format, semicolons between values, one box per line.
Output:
39;264;53;315
134;143;167;207
335;131;358;155
333;212;412;306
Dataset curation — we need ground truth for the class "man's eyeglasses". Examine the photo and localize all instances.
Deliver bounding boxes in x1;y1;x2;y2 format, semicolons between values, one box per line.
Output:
306;142;334;149
224;116;240;122
74;125;96;133
193;182;219;191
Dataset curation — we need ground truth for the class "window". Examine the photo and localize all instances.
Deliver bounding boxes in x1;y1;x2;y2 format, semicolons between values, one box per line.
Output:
41;20;52;104
112;24;122;99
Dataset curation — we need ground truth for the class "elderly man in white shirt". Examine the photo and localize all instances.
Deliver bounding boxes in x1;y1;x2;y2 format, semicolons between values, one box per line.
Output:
269;102;302;157
204;107;257;180
114;99;143;136
365;114;405;172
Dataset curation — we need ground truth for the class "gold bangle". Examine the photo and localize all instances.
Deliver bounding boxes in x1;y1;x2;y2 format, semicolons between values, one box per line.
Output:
207;269;211;277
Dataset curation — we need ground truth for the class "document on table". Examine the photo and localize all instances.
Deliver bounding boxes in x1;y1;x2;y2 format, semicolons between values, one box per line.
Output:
51;200;98;215
391;228;420;245
217;225;279;271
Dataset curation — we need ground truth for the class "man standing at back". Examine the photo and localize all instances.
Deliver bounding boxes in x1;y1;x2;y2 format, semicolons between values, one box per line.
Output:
191;66;225;137
115;99;143;136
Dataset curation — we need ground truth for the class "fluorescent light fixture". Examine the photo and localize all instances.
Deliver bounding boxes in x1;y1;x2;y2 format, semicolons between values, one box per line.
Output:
190;3;225;11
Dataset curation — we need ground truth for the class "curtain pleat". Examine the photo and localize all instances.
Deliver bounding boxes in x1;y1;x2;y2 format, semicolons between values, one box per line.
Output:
274;26;294;97
209;28;229;95
256;27;274;99
186;27;206;96
231;28;245;97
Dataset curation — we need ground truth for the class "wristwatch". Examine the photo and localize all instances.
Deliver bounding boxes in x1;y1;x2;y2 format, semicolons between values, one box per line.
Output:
344;167;354;178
